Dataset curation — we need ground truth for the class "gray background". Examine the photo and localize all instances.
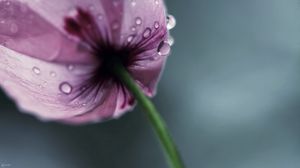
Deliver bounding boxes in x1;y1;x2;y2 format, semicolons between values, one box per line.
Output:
1;0;300;167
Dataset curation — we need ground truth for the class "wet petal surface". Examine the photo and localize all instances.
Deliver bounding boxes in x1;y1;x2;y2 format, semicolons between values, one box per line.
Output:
0;1;95;64
0;0;172;124
0;46;115;120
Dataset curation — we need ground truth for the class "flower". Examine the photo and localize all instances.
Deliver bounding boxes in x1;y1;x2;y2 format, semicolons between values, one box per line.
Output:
0;0;174;124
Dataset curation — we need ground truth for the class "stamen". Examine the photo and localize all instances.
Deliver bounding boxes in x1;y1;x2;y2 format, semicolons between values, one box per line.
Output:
63;7;163;110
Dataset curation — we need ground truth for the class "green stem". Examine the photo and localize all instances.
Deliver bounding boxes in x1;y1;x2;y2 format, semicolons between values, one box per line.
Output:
113;63;185;168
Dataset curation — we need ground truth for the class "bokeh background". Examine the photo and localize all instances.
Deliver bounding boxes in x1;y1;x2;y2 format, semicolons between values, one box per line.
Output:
1;0;300;167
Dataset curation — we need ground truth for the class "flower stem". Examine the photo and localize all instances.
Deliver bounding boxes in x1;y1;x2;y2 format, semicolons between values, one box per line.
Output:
113;63;185;168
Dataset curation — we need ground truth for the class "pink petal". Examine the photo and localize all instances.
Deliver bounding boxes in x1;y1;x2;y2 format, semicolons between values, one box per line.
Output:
19;0;103;33
0;0;170;124
0;46;120;121
21;0;124;45
100;0;124;43
129;55;167;97
61;84;135;124
120;0;167;45
0;1;96;64
120;0;170;96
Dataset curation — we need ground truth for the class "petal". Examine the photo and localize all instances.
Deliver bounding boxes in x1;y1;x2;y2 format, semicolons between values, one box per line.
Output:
0;1;95;64
119;0;167;46
20;0;124;46
0;46;124;122
100;0;124;43
19;0;103;33
120;0;169;96
61;84;135;124
129;53;167;97
0;0;170;124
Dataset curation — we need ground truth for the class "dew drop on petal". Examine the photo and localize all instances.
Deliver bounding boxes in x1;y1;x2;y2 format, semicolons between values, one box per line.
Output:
59;82;73;95
50;71;56;77
157;41;171;56
32;66;41;75
67;8;79;17
167;14;176;30
154;0;159;5
143;28;152;38
127;35;134;43
135;17;142;25
168;36;175;46
131;26;136;32
154;21;160;29
130;0;136;7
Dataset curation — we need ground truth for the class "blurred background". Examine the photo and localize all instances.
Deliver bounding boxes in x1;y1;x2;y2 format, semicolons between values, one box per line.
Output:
1;0;300;167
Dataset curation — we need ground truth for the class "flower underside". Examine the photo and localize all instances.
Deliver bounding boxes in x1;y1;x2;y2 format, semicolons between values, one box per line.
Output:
0;0;171;123
64;8;138;110
63;8;167;111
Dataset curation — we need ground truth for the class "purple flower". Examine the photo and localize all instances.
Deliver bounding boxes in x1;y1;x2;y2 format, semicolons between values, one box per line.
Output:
0;0;174;124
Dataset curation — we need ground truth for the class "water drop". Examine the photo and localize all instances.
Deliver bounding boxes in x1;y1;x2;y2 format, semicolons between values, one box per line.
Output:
154;21;160;29
59;82;73;95
155;0;159;5
157;41;171;56
143;28;152;38
67;8;78;17
168;36;175;46
50;71;56;77
135;17;142;25
131;0;136;6
131;26;136;32
127;35;134;43
167;14;176;30
32;66;41;75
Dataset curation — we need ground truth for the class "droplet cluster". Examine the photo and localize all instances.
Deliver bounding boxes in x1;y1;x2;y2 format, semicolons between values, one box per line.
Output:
10;0;177;96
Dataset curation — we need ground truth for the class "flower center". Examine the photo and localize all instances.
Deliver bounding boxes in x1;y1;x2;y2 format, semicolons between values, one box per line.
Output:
64;8;134;80
94;45;133;80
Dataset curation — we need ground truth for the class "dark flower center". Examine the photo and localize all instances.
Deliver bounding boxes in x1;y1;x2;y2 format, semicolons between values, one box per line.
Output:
64;8;133;79
63;8;138;109
94;44;133;78
62;7;168;111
